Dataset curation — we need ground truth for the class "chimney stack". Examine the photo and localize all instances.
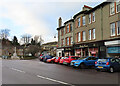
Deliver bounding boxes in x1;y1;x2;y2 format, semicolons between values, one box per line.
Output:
58;17;62;28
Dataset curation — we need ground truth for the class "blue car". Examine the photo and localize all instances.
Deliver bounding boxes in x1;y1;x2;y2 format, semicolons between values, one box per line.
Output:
71;56;98;68
95;57;120;73
43;55;53;62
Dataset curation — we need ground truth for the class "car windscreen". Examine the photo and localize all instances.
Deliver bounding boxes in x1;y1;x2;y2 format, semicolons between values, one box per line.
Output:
61;57;64;59
98;59;108;62
64;57;69;59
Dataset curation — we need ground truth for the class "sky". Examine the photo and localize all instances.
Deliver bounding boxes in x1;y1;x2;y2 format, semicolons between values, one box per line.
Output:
0;0;105;44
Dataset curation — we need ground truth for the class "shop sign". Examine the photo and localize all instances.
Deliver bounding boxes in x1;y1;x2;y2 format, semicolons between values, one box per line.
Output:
79;45;88;48
64;48;71;51
107;47;120;53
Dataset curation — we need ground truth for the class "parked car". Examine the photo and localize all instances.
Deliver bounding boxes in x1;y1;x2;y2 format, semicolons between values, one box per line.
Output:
95;57;120;73
72;56;98;68
54;57;61;63
59;57;66;64
46;57;56;63
63;56;80;65
43;55;53;62
39;56;45;61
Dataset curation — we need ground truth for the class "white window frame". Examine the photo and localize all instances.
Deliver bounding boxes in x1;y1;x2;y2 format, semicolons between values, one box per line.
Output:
67;25;69;33
89;30;92;40
70;37;73;45
78;17;80;27
78;32;81;42
82;16;86;26
93;29;96;39
110;23;116;36
117;21;120;35
82;31;86;41
110;2;115;15
116;2;120;13
70;24;72;32
89;14;91;24
67;37;69;45
92;12;95;22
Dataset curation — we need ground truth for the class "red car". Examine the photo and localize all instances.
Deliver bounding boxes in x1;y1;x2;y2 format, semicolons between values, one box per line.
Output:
63;56;80;65
59;57;68;64
54;57;61;63
46;57;56;63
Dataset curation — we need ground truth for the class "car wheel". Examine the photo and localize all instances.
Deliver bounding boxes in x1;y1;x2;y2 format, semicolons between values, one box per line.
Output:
109;67;114;73
80;63;85;69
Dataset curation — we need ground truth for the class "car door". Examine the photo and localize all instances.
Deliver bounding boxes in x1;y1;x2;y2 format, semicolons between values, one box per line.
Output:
115;58;120;71
84;57;92;66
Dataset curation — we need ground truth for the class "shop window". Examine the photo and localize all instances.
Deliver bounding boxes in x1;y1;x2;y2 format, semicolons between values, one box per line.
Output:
117;21;120;35
78;32;81;42
110;23;116;36
82;16;86;26
93;29;96;39
89;30;92;40
92;12;95;22
116;2;120;13
78;17;80;27
110;3;115;15
89;14;91;24
82;31;86;41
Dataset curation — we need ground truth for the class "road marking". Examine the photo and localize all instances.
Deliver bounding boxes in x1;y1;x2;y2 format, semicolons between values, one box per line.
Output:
37;75;75;86
11;68;26;73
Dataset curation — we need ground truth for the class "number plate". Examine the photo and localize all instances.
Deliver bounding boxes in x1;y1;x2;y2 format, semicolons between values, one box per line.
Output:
98;66;103;68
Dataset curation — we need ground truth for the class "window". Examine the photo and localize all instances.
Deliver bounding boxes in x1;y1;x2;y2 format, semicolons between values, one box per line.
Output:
78;32;81;42
61;29;64;36
89;30;92;40
82;16;86;26
117;21;120;35
93;29;96;39
116;2;120;13
89;14;91;24
82;31;86;41
110;23;116;36
70;24;72;32
67;37;69;45
78;18;80;27
70;37;73;45
67;25;69;33
92;12;95;22
61;39;64;46
110;3;115;15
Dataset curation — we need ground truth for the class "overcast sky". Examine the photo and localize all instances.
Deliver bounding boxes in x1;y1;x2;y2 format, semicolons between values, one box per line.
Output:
0;0;105;44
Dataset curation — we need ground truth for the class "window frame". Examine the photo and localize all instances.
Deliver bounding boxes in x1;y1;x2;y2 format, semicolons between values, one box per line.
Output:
78;17;80;27
89;14;91;24
117;21;120;35
93;28;96;39
116;2;120;13
78;32;81;42
82;16;86;26
110;22;116;36
110;2;115;15
82;31;86;41
89;30;92;40
92;12;95;22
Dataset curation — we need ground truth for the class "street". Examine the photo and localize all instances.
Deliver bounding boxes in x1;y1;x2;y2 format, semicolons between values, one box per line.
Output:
1;59;119;86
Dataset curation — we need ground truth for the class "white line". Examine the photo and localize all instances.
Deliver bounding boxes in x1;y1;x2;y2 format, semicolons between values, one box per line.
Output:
37;75;74;85
11;68;26;73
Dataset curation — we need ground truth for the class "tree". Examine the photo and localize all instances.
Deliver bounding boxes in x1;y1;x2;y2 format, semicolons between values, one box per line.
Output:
21;34;32;44
12;36;19;46
0;29;10;39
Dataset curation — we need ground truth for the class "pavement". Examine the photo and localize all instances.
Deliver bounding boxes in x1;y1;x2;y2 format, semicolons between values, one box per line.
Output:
1;59;120;86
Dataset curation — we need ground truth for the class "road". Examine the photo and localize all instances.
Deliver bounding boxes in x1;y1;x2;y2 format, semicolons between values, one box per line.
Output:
2;59;120;86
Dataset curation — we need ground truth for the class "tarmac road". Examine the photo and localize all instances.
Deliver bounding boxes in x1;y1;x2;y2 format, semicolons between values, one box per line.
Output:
2;59;120;86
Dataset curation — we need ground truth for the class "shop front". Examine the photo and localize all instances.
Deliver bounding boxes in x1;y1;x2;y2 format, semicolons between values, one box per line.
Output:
105;40;120;58
64;47;73;56
74;41;105;58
